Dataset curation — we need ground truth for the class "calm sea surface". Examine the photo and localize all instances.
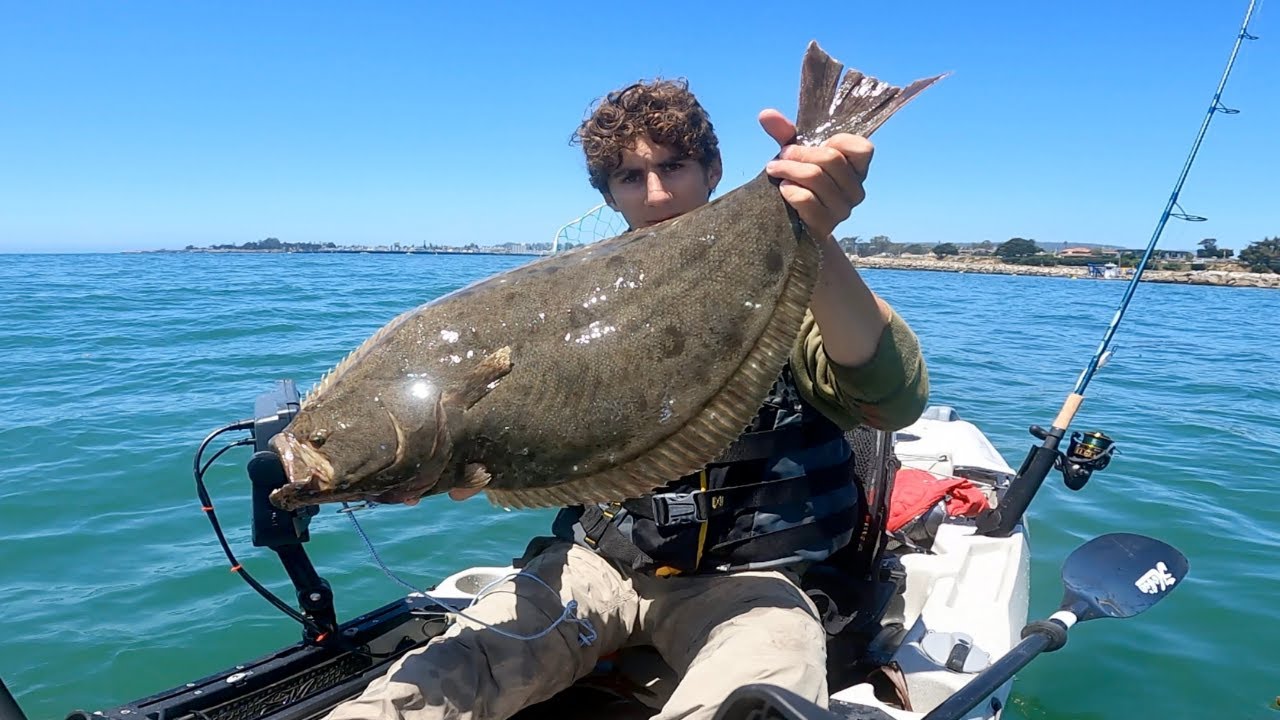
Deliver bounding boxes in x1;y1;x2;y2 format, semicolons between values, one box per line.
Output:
1;253;1276;719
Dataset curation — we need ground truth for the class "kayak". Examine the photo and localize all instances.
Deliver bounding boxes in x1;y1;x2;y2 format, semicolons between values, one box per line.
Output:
51;379;1033;720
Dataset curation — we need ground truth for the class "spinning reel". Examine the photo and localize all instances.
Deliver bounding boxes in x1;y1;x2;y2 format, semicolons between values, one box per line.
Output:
1029;426;1117;491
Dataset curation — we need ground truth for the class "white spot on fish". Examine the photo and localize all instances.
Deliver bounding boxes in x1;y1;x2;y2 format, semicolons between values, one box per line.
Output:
450;355;462;364
564;332;572;342
658;397;675;424
614;277;625;289
486;380;500;390
538;312;546;321
410;381;432;399
466;350;474;358
440;330;459;343
573;321;616;345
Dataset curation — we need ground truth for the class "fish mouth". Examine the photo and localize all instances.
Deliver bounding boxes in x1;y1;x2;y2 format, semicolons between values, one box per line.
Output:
270;432;335;491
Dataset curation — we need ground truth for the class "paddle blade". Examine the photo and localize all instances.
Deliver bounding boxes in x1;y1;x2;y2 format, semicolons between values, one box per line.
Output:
1060;532;1188;622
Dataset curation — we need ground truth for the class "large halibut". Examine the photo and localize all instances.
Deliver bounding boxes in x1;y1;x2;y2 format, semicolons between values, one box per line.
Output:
269;42;942;512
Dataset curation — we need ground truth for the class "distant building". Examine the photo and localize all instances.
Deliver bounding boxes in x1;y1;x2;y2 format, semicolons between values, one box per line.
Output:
1059;246;1119;257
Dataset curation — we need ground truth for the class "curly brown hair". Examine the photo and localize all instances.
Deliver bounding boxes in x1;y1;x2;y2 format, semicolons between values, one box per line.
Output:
572;78;721;194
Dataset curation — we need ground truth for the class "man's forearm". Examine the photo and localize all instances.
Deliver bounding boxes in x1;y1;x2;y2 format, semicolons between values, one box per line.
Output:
807;235;891;368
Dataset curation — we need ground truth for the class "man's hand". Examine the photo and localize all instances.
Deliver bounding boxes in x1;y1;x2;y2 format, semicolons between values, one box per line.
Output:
760;109;873;240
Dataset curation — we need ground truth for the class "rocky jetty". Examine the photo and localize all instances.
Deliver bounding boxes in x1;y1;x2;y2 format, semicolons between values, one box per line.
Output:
848;256;1280;290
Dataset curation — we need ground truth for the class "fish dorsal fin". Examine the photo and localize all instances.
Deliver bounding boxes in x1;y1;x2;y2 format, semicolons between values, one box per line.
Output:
303;305;421;409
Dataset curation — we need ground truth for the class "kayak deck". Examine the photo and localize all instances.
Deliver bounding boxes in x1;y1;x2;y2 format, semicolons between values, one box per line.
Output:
63;405;1029;720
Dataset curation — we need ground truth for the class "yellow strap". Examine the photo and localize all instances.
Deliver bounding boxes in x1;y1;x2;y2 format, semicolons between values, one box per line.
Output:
694;469;709;571
656;470;711;578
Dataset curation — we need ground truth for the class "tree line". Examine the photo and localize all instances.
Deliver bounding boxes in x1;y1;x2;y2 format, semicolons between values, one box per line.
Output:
189;237;339;252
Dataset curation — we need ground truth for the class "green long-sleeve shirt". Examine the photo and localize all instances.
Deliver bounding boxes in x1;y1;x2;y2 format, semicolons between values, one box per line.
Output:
789;307;929;432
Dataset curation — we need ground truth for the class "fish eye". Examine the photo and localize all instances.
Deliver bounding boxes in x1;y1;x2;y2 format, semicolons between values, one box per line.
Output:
310;429;329;447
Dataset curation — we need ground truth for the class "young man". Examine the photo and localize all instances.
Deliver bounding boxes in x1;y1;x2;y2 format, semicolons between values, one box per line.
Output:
326;79;928;720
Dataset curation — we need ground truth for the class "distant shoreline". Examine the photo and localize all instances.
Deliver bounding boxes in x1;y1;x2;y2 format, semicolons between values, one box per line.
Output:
849;255;1280;290
127;248;548;258
111;248;1280;290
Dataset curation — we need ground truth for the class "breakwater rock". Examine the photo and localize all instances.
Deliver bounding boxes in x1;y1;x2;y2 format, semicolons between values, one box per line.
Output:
848;256;1280;290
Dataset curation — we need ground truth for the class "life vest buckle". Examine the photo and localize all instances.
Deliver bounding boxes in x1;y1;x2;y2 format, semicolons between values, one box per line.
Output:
649;491;707;527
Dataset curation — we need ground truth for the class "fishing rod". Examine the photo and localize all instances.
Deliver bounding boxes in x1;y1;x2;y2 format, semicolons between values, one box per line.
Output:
978;0;1261;537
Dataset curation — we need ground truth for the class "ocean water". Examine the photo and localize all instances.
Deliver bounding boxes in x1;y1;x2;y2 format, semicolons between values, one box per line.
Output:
0;252;1276;719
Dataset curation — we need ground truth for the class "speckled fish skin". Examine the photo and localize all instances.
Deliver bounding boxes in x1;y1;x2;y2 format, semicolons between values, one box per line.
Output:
268;42;943;512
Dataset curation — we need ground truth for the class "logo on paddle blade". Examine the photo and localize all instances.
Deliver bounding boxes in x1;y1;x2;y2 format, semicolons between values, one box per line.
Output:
1134;561;1177;595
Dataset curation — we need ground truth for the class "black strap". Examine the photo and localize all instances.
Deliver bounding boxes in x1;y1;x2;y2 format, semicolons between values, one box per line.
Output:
579;504;653;569
631;463;852;528
707;505;861;566
713;421;844;465
714;425;803;463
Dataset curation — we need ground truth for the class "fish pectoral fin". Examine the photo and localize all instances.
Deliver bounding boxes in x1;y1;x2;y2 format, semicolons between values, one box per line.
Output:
447;346;514;410
460;463;492;489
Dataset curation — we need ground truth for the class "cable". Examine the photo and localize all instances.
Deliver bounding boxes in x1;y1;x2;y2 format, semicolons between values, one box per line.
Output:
192;420;594;659
191;421;397;658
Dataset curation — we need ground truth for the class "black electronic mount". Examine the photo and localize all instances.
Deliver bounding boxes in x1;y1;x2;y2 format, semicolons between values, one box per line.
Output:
246;379;338;641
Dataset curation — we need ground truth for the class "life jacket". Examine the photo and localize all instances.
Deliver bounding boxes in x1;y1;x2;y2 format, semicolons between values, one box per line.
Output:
551;362;862;576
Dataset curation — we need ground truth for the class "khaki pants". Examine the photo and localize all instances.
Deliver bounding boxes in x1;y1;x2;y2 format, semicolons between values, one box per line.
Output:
325;541;827;720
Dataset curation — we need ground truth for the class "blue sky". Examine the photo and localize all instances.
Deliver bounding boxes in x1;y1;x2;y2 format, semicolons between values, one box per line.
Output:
1;1;1274;254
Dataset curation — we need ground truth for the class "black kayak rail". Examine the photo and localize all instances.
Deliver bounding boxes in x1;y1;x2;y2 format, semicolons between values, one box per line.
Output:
0;677;28;720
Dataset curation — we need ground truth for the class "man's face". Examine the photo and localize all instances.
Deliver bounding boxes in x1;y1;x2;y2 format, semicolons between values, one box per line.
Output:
604;136;722;229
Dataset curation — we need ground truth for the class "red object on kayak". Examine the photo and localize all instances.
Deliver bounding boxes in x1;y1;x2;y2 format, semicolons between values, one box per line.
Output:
887;468;991;533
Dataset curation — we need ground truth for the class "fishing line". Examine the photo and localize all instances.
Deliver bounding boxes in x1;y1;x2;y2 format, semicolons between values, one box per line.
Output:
192;421;595;652
343;507;596;647
1061;0;1259;415
979;0;1260;538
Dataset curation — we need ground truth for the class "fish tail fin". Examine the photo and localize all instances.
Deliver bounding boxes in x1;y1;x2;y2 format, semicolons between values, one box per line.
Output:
794;40;947;145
